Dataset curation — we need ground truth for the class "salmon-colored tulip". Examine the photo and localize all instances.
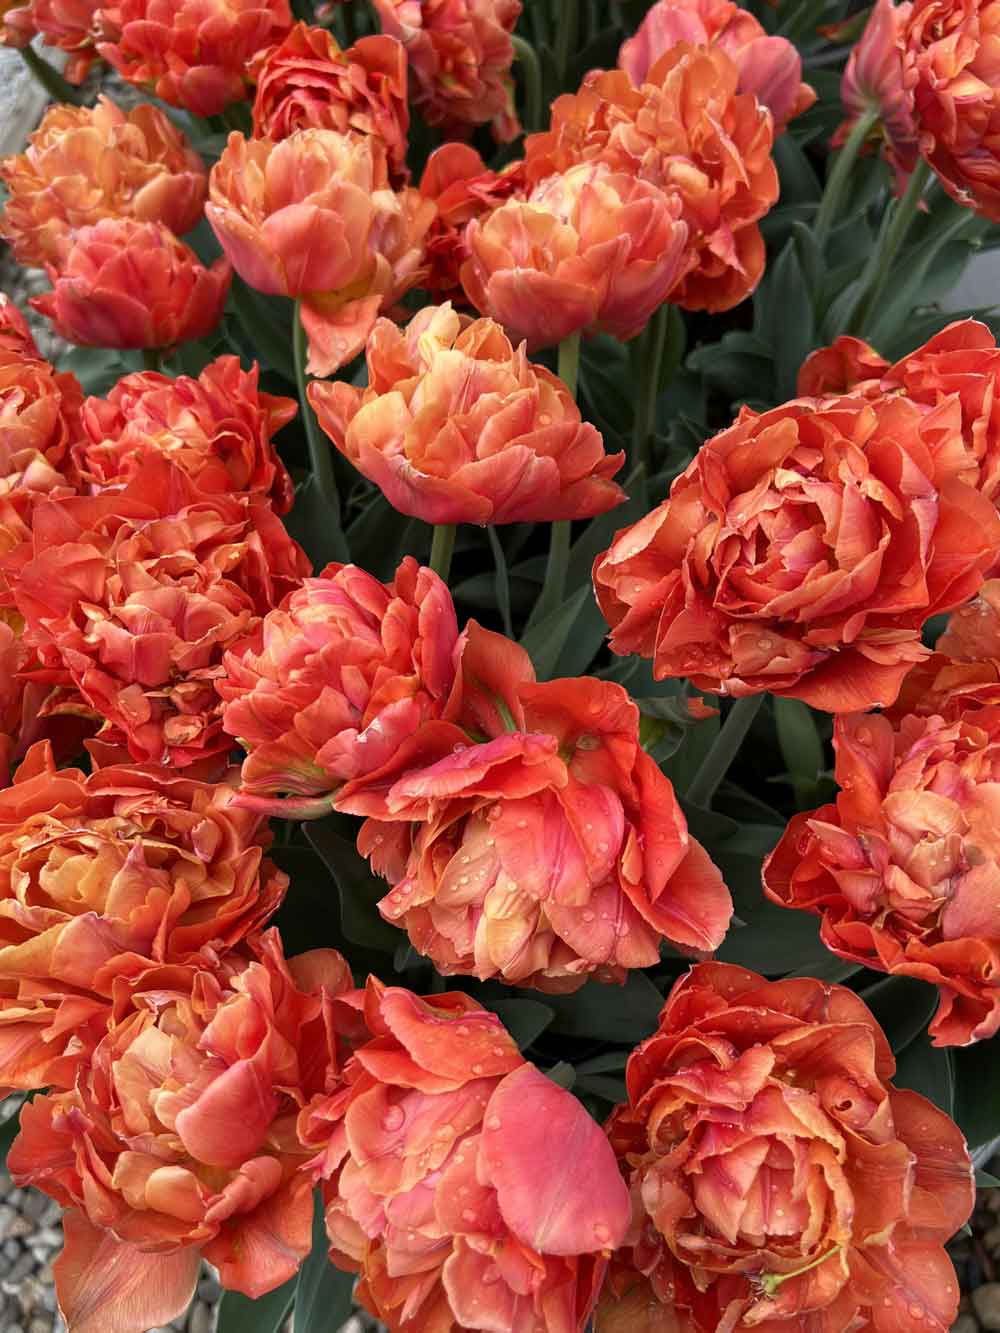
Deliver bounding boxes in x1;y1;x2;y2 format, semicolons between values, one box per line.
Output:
6;457;310;768
834;0;920;190
0;0;34;47
594;391;1000;712
372;0;522;142
599;963;974;1331
618;0;815;132
76;355;295;510
350;625;731;990
0;342;82;494
300;977;630;1333
417;142;525;300
28;0;104;82
0;297;37;357
525;44;778;313
0;741;288;1091
0;96;207;268
8;931;356;1333
461;162;690;350
206;129;433;375
31;218;230;351
252;23;409;179
219;557;459;807
98;0;293;115
765;707;1000;1046
309;304;625;525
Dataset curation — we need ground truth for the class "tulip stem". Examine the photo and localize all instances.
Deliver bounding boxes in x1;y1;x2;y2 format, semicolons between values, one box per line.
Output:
631;304;681;474
18;44;80;105
141;349;163;373
813;107;879;250
845;157;933;337
533;332;582;624
429;523;456;581
686;694;764;809
511;35;543;135
293;300;343;534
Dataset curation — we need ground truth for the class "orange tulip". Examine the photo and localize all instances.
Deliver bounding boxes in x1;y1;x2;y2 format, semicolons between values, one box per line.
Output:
251;23;409;179
98;0;293;115
309;304;625;525
206;129;433;375
524;44;778;313
76;355;295;509
461;162;690;350
0;95;207;268
594;392;1000;712
300;977;630;1333
31;218;230;350
599;963;974;1331
371;0;522;142
0;342;82;494
618;0;815;132
28;0;104;82
8;931;356;1333
0;297;37;357
0;0;34;47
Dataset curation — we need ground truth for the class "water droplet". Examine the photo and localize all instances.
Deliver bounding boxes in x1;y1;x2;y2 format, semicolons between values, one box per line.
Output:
577;734;600;751
460;855;470;865
597;841;609;854
488;804;503;821
486;1115;502;1131
593;1223;612;1245
372;834;383;846
382;1106;405;1131
458;875;470;886
462;1208;477;1222
453;742;468;754
907;1304;923;1320
756;637;772;651
582;909;596;923
491;1045;506;1056
516;819;528;829
856;725;872;745
456;1024;471;1036
538;413;552;426
471;1063;483;1074
482;1264;501;1285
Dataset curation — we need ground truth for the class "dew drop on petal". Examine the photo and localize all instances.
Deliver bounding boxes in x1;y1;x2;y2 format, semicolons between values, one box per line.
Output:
593;1223;612;1245
486;1115;502;1131
382;1106;405;1131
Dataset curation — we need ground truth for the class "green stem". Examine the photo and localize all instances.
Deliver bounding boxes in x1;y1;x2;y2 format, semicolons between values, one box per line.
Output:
532;331;582;623
293;299;343;528
554;0;578;79
631;304;678;474
18;44;80;104
687;694;764;809
558;329;581;400
429;523;456;581
760;1245;845;1298
813;107;879;250
846;157;933;337
141;348;163;373
340;0;357;45
511;34;543;135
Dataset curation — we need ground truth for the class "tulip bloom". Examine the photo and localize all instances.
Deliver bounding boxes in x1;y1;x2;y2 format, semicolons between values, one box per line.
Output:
27;0;104;81
206;130;433;375
98;0;293;116
76;356;295;510
0;342;83;494
524;44;778;313
0;96;207;268
618;0;815;132
598;963;974;1332
0;742;288;1091
371;0;522;142
461;163;690;350
7;457;310;769
904;0;1000;221
251;24;409;179
300;977;631;1333
31;218;230;351
594;392;1000;712
418;143;525;300
0;296;37;356
8;932;357;1333
309;304;625;525
349;626;731;990
219;557;459;808
765;707;1000;1046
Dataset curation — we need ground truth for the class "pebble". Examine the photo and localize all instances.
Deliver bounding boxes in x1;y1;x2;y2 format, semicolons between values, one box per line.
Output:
974;1283;1000;1330
189;1305;213;1333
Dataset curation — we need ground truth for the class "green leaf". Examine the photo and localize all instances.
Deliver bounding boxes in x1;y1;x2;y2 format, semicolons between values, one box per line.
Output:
715;899;832;975
228;279;297;385
545;1061;576;1090
489;999;555;1050
284;475;349;572
860;975;938;1055
787;956;863;984
953;1035;1000;1154
892;1032;955;1118
217;1280;295;1333
576;1072;627;1104
0;1097;23;1167
754;238;816;400
294;1192;356;1333
487;526;514;639
542;971;664;1044
773;132;822;204
976;1169;1000;1188
56;346;139;395
345;490;423;583
306;816;402;953
774;697;826;807
519;584;590;679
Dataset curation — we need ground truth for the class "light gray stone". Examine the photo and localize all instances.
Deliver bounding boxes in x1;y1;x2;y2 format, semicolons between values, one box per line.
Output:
189;1304;213;1333
974;1282;1000;1330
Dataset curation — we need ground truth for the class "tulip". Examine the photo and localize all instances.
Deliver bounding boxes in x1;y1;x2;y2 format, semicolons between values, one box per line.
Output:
251;23;409;179
618;0;815;133
461;162;689;350
31;218;230;351
206;130;433;376
8;457;310;768
8;931;357;1333
0;343;83;493
765;706;1000;1047
348;625;731;990
98;0;293;116
309;304;625;525
0;95;207;268
218;557;459;806
0;296;38;356
371;0;522;142
299;977;631;1333
76;355;295;510
27;0;104;82
593;391;1000;712
598;962;974;1331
